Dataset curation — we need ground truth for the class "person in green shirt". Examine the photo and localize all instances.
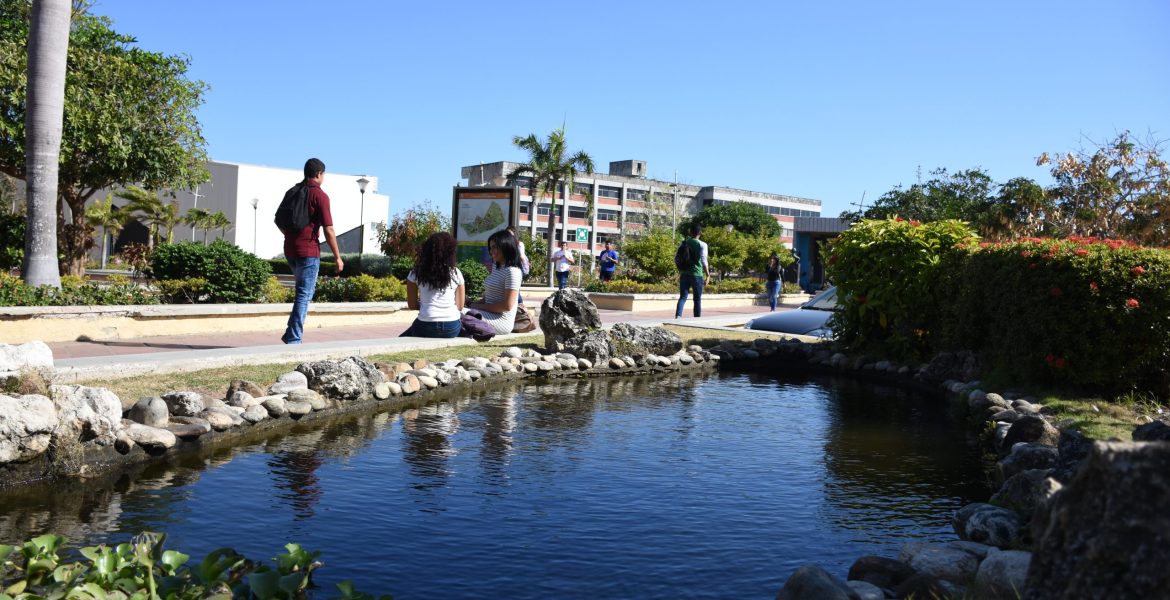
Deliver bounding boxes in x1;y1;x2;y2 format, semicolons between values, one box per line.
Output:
675;223;710;318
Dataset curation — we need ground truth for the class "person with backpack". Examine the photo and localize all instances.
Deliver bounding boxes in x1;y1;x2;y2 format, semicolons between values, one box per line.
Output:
675;223;710;319
277;157;343;344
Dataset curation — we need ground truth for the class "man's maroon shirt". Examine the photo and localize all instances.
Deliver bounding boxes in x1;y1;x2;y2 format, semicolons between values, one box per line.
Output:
282;180;333;259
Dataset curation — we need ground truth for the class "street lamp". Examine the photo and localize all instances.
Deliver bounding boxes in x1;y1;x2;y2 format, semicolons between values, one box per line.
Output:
356;176;370;275
250;198;259;254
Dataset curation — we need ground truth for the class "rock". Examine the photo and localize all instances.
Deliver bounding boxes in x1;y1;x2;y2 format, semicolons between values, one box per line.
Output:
286;388;326;410
968;389;989;411
167;416;211;439
540;289;603;351
397;374;420;394
1050;429;1093;483
999;442;1059;480
1133;420;1170;441
0;341;53;377
262;396;288;418
225;379;265;400
160;391;205;418
113;430;133;454
200;407;240;430
1000;415;1060;454
974;549;1030;599
411;358;429;369
893;573;953;600
297;356;385;400
560;330;614;365
847;555;916;590
385;382;402;396
417;376;439;390
990;408;1021;423
502;347;523;358
127;397;169;428
286;401;313;416
898;540;981;584
991;469;1061;516
460;357;489;370
522;363;538;373
953;503;1023;549
577;358;593;370
985;392;1011;409
1025;441;1170;599
268;370;309;395
844;580;884;600
919;351;981;383
776;564;857;600
609;357;626;369
678;354;694;365
374;382;391;400
122;422;177;451
556;358;577;370
536;361;555;372
241;404;269;423
0;393;57;463
466;369;482;381
608;323;683;359
226;391;263;408
52;385;124;445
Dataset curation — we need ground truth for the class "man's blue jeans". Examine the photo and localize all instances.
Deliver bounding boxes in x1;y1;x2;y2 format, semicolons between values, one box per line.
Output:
282;256;320;344
676;273;705;318
556;270;569;289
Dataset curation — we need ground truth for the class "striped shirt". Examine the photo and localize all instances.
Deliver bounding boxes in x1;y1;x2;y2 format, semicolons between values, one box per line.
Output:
477;266;522;334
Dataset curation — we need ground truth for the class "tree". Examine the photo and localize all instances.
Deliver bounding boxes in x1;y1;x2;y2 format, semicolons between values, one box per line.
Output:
857;168;995;225
680;201;782;238
18;0;70;287
0;0;210;276
376;201;450;260
700;226;748;281
1038;131;1170;245
207;210;232;239
184;206;215;243
117;186;181;247
506;126;595;286
85;192;127;268
622;230;677;280
742;233;790;275
981;177;1056;240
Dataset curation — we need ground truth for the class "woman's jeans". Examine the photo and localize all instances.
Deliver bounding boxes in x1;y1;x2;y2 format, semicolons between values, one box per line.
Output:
676;273;705;318
556;270;569;289
766;279;781;311
282;256;320;344
401;318;461;338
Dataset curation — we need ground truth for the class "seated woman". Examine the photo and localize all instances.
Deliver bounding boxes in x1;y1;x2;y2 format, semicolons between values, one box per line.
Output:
401;232;465;338
466;229;522;335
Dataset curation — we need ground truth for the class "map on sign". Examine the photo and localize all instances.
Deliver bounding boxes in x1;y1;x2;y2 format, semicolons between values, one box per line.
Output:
458;200;506;241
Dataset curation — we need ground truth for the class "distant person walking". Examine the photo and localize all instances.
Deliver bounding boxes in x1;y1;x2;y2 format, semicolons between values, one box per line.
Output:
280;158;343;344
550;240;574;289
675;223;710;318
402;232;465;338
597;241;619;282
765;252;782;311
467;230;523;334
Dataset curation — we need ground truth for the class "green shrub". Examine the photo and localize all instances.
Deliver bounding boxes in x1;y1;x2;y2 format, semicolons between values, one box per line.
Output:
313;275;405;302
268;258;291;275
584;278;675;293
313;276;356;302
339;253;393;277
156;278;209;303
458;259;489;301
389;255;414;280
707;278;764;294
0;273;159;306
0;212;23;271
623;231;678;281
263;276;293;303
150;241;271;303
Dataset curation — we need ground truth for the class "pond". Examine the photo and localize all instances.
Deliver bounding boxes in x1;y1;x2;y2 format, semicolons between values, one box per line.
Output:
0;371;987;598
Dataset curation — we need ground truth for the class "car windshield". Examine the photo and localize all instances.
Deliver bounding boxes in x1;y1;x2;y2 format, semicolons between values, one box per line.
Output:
803;287;838;311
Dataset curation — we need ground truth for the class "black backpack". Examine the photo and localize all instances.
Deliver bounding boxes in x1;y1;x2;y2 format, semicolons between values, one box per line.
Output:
274;183;310;233
674;239;695;270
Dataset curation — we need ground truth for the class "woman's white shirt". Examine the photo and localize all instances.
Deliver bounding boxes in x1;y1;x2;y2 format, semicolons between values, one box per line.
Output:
407;268;464;322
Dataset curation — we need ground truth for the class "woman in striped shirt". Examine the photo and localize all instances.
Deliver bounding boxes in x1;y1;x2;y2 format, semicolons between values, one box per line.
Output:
466;229;523;334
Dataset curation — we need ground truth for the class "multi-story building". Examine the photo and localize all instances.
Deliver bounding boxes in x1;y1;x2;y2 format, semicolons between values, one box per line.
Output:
461;160;821;256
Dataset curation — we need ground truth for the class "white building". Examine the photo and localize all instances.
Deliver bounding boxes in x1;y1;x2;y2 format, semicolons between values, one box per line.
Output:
101;160;390;260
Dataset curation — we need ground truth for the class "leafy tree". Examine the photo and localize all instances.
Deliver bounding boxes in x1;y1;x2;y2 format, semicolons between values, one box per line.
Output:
506;126;595;286
1038;131;1170;245
0;210;23;270
117;186;181;247
623;230;678;280
376;201;450;260
517;228;546;281
858;168;995;225
85;192;128;268
18;0;70;287
700;226;748;280
206;210;232;239
184;206;216;243
981;177;1056;240
679;201;781;238
0;0;210;276
742;233;790;275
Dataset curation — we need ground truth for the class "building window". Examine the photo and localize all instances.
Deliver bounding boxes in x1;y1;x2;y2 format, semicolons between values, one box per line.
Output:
598;186;621;199
626;188;647;201
596;233;617;246
597;209;619;222
626;212;647;225
536;203;552;216
519;203;529;215
568;206;587;219
573;182;592;196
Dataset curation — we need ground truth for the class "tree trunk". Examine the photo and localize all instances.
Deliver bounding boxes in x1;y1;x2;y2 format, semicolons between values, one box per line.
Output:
545;177;559;287
21;0;71;287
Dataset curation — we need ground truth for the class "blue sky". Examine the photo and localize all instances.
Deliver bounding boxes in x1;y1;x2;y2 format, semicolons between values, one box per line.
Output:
91;0;1169;220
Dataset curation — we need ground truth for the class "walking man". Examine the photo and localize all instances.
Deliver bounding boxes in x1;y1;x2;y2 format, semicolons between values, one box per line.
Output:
550;240;574;290
597;241;619;282
675;223;709;318
281;158;343;344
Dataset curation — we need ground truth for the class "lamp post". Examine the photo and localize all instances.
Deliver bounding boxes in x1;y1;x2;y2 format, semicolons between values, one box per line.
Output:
356;176;370;275
250;198;259;254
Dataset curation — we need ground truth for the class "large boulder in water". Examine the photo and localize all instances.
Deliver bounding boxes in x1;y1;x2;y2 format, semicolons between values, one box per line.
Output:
608;323;683;359
296;356;385;400
561;330;614;365
1024;440;1170;599
540;289;602;352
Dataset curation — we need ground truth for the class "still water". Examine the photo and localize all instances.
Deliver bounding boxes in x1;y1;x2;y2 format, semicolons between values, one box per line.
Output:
0;371;987;598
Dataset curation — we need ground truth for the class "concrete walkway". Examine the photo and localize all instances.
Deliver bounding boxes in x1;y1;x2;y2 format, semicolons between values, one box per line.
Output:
48;296;802;382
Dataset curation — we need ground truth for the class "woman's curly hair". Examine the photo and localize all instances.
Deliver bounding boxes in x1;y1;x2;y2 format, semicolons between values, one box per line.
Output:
412;232;458;290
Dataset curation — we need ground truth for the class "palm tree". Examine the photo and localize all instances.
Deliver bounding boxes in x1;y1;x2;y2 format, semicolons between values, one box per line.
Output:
21;0;72;287
207;211;233;240
85;193;129;269
506;126;594;286
184;206;214;243
117;186;182;247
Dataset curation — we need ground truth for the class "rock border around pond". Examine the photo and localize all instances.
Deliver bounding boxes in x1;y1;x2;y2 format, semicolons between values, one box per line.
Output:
0;336;719;489
711;338;1170;600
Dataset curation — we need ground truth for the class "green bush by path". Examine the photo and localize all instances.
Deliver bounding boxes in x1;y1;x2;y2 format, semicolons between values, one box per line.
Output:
150;241;271;303
458;259;489;302
314;274;406;302
0;273;159;307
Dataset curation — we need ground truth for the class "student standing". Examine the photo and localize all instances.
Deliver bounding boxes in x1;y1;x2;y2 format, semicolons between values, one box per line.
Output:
765;252;782;311
597;241;619;282
550;240;574;289
675;224;710;318
280;158;343;344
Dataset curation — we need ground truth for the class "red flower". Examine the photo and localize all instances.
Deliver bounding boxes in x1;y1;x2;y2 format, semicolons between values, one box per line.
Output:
894;216;904;222
1020;250;1033;258
910;220;921;227
1126;298;1140;309
1131;265;1147;276
1089;281;1099;291
1050;287;1063;298
1074;248;1089;257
